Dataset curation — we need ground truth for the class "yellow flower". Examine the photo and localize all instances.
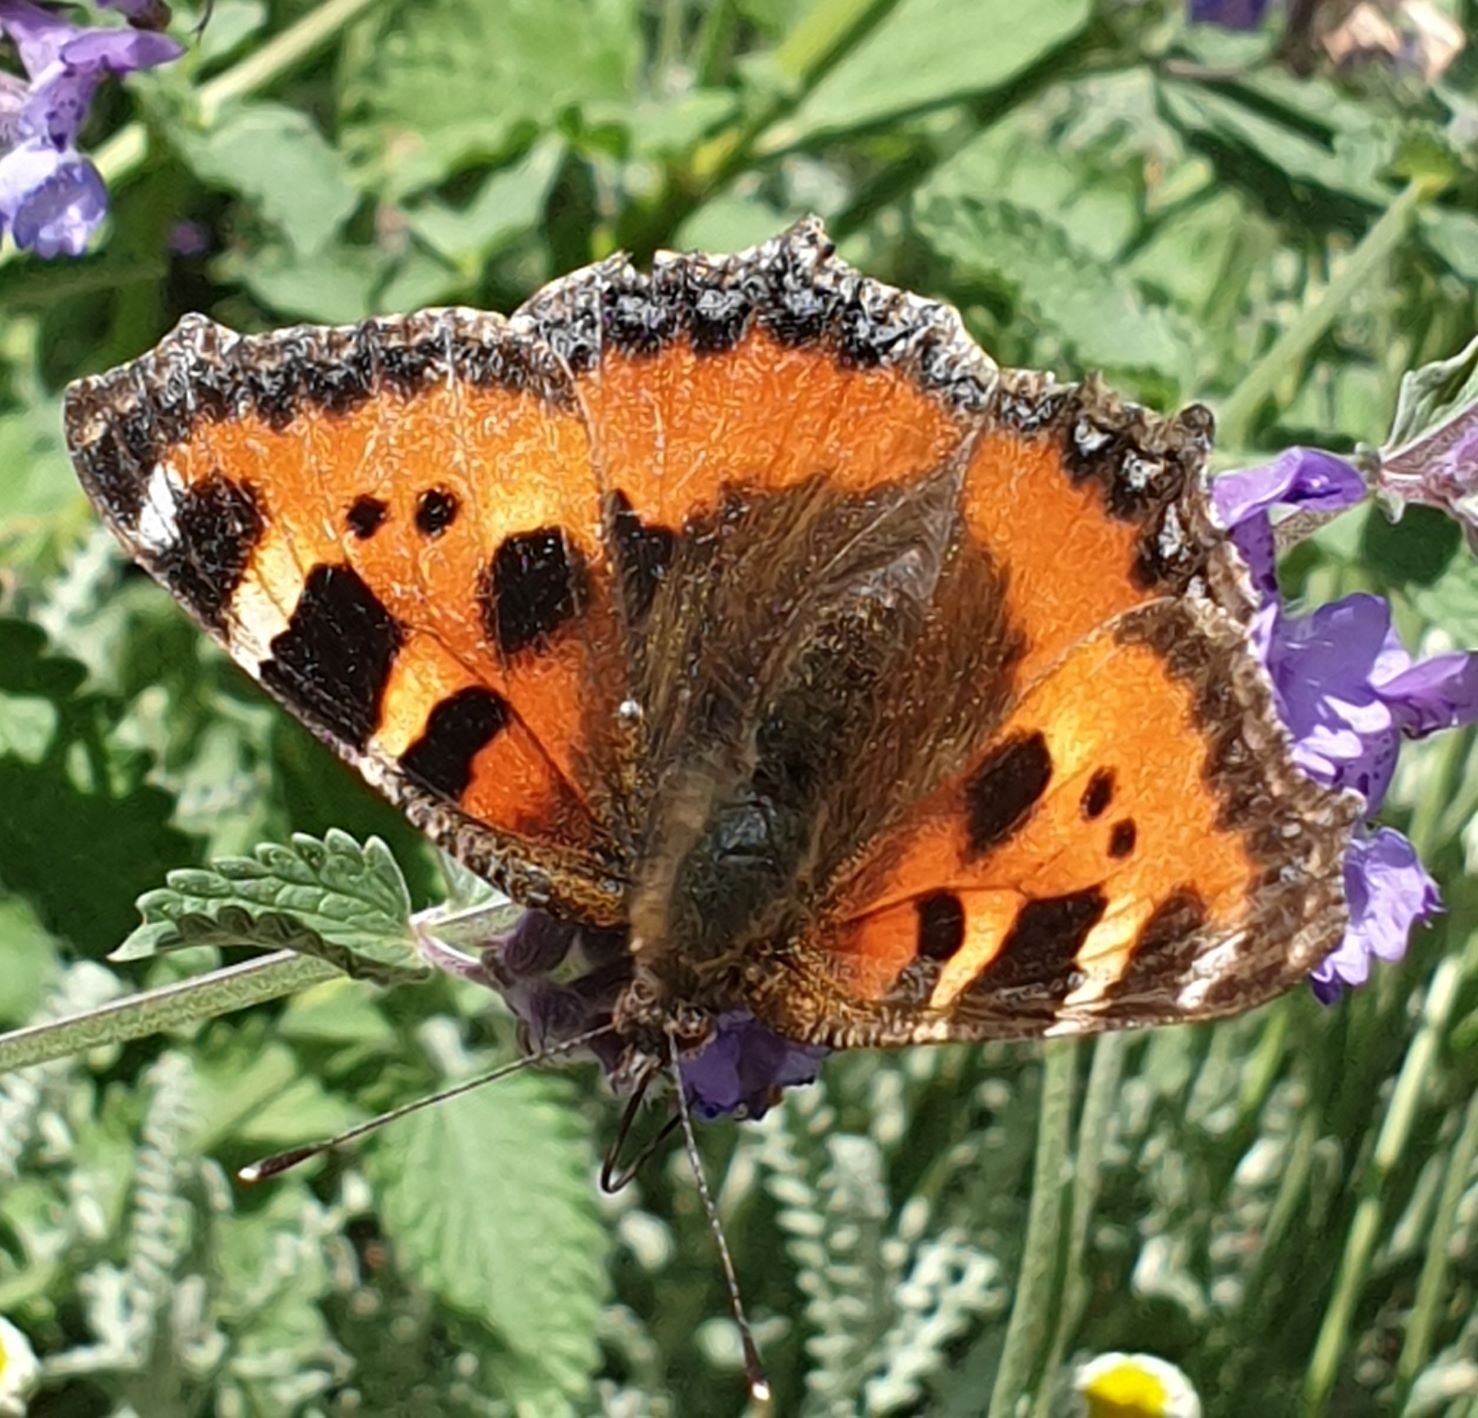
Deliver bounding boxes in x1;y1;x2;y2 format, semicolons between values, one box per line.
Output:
1075;1352;1201;1418
0;1315;39;1417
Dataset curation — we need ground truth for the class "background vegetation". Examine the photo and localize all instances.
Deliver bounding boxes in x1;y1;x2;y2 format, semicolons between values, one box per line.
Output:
1;0;1477;1413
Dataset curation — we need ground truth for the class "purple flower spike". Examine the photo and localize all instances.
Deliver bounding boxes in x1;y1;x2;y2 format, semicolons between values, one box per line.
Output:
1311;828;1441;1002
0;0;183;257
681;1011;827;1122
451;908;828;1121
1188;0;1274;30
0;137;104;255
1213;452;1477;1002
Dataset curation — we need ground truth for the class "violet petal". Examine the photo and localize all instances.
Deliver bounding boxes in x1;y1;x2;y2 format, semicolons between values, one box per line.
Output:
0;140;106;256
0;0;77;77
1311;828;1441;1003
681;1011;827;1122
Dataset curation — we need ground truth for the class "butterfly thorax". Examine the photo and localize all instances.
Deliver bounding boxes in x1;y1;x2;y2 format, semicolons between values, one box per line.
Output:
613;471;1018;1034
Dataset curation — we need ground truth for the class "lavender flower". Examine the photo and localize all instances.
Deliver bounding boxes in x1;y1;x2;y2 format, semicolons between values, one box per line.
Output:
0;0;181;257
1212;449;1478;1000
477;910;826;1121
1187;0;1273;29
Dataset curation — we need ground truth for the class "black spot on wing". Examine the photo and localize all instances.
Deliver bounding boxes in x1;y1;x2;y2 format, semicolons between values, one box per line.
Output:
965;887;1107;1003
400;688;509;798
610;490;674;623
261;564;403;751
1102;888;1207;1017
346;495;387;540
481;528;589;656
415;487;459;538
154;471;264;628
1081;769;1114;820
964;731;1052;857
1109;820;1137;859
916;892;966;961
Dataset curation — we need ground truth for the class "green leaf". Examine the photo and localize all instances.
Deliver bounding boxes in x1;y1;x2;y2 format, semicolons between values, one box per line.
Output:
174;101;362;254
0;619;199;954
1420;207;1478;281
115;830;427;988
1156;77;1390;207
405;140;563;268
913;193;1199;392
1383;333;1478;457
339;0;640;199
369;1066;607;1403
228;242;388;324
786;0;1092;141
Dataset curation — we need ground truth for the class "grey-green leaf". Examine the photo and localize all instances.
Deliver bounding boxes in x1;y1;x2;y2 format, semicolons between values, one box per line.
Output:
114;831;426;988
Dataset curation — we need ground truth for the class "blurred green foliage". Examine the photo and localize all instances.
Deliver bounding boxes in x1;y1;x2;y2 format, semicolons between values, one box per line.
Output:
1;0;1477;1413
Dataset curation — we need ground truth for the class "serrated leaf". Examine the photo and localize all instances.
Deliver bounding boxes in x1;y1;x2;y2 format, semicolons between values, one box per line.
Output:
339;0;640;199
1157;77;1390;206
114;831;426;987
787;0;1090;140
174;101;362;253
368;1067;607;1403
913;193;1198;392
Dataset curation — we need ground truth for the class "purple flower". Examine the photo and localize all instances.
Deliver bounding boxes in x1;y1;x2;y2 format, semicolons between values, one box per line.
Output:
1188;0;1274;29
1310;829;1440;1002
0;0;182;256
462;909;826;1122
0;136;104;254
1213;448;1477;998
681;1011;828;1122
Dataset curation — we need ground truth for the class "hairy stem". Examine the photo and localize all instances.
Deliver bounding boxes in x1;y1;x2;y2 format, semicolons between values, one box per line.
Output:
0;952;339;1076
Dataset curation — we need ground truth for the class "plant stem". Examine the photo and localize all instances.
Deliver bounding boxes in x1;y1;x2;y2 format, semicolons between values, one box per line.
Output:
1216;180;1436;451
991;1038;1076;1416
0;952;339;1076
1033;1035;1125;1417
1302;948;1467;1411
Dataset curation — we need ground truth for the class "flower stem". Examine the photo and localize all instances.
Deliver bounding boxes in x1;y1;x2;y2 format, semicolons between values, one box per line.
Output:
1302;947;1467;1411
1216;180;1437;451
990;1038;1076;1416
1032;1034;1125;1418
0;951;339;1076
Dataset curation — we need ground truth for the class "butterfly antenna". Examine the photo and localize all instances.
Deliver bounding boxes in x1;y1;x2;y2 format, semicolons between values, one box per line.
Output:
667;1035;771;1410
239;1023;617;1183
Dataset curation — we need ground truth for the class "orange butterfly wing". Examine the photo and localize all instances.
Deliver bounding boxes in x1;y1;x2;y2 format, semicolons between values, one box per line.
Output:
748;373;1358;1044
65;311;627;921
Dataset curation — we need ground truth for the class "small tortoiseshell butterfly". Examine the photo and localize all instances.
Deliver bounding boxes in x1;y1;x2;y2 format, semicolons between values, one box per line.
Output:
64;218;1357;1065
64;217;1364;1396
